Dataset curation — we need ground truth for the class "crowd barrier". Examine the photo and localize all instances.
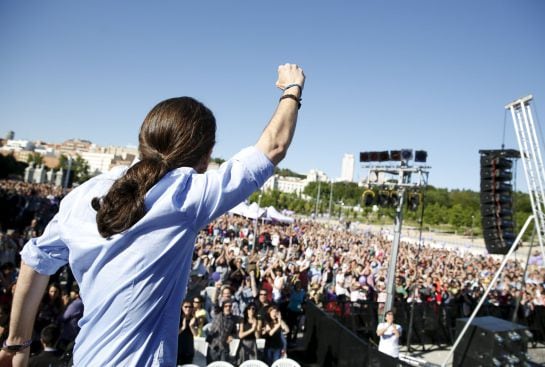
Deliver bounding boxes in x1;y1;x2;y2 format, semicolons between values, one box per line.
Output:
319;300;545;347
298;302;409;367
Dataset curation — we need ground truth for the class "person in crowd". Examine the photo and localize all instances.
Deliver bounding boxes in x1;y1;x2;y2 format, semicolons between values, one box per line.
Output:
0;305;9;344
0;263;17;306
227;257;248;291
236;302;260;365
212;283;241;317
28;324;63;367
263;305;289;365
57;285;83;352
177;299;196;365
256;288;271;323
270;265;286;305
376;310;401;358
192;295;210;324
194;308;208;338
206;299;239;364
0;233;18;271
285;280;305;344
35;283;63;334
0;63;305;366
235;273;258;314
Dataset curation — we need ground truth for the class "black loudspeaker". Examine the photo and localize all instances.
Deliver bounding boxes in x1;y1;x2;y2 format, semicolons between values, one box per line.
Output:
480;151;517;254
454;316;533;367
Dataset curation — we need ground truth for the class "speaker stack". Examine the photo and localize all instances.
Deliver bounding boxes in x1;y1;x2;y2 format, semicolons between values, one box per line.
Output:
479;149;520;255
454;316;536;366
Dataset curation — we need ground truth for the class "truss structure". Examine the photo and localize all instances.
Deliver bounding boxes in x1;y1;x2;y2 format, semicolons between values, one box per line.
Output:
362;163;430;314
443;95;543;366
506;95;545;258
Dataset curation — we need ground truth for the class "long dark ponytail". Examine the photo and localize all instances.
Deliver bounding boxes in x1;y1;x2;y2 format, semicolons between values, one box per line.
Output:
92;97;216;238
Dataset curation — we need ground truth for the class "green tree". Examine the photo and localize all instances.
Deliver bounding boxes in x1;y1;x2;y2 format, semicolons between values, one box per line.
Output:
211;157;225;165
58;154;92;185
274;167;305;179
450;189;480;211
26;152;44;166
0;153;26;179
448;204;466;229
426;186;451;207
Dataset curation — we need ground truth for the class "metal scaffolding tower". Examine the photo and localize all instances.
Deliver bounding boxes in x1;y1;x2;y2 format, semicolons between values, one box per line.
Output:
443;95;544;366
507;95;545;258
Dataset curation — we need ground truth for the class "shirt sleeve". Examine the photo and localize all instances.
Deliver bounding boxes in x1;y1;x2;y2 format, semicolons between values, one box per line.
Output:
20;214;69;275
190;146;274;229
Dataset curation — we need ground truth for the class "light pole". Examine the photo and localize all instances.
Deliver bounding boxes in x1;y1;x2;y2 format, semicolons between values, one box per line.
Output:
384;182;407;314
63;155;73;193
328;180;333;218
314;177;321;218
252;191;262;250
471;215;475;243
359;150;430;320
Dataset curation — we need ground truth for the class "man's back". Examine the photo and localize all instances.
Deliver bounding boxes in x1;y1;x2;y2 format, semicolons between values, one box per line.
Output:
29;350;63;367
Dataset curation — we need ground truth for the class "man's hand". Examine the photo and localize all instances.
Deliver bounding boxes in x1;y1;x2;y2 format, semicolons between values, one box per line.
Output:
276;64;305;91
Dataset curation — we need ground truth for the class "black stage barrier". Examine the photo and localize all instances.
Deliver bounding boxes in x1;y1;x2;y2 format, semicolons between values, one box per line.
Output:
319;300;545;347
299;302;409;367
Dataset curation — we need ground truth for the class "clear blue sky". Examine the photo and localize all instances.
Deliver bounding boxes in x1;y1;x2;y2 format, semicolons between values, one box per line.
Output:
1;0;544;191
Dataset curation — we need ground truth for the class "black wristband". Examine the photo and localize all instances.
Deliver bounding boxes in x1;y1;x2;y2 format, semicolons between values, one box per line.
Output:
279;94;301;110
2;339;32;352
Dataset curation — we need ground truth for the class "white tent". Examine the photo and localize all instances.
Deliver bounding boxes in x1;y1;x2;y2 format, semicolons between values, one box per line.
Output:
264;205;295;224
246;202;267;219
228;201;249;217
228;201;267;219
228;202;294;224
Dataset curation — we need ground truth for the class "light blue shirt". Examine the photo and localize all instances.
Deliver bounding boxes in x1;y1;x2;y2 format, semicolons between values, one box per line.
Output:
21;146;273;366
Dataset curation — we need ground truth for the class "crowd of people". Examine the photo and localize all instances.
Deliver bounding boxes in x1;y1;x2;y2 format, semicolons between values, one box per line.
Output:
1;179;545;365
0;181;77;366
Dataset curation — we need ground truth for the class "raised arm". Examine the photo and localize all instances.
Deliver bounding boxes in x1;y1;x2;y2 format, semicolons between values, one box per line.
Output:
256;63;305;166
0;263;50;367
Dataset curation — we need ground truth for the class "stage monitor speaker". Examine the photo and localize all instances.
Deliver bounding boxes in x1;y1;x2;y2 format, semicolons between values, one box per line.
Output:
454;316;533;367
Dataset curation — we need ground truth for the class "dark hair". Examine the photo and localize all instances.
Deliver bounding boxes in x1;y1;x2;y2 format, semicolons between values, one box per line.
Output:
243;302;257;322
41;324;61;347
92;97;216;238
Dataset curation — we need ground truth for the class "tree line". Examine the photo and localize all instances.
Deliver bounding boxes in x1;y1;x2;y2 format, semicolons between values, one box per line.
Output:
248;180;533;237
1;153;533;237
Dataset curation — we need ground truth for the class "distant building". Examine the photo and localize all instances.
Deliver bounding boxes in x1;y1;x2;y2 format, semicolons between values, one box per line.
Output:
340;153;354;182
263;175;306;195
1;139;35;151
80;151;116;174
34;141;56;157
57;139;92;155
262;169;329;195
306;169;328;183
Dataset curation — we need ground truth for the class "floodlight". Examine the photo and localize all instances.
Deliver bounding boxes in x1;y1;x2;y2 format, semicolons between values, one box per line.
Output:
378;151;390;161
390;150;401;161
369;152;380;161
377;191;390;206
359;152;370;162
401;149;413;161
414;150;428;162
389;191;400;207
362;189;375;207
